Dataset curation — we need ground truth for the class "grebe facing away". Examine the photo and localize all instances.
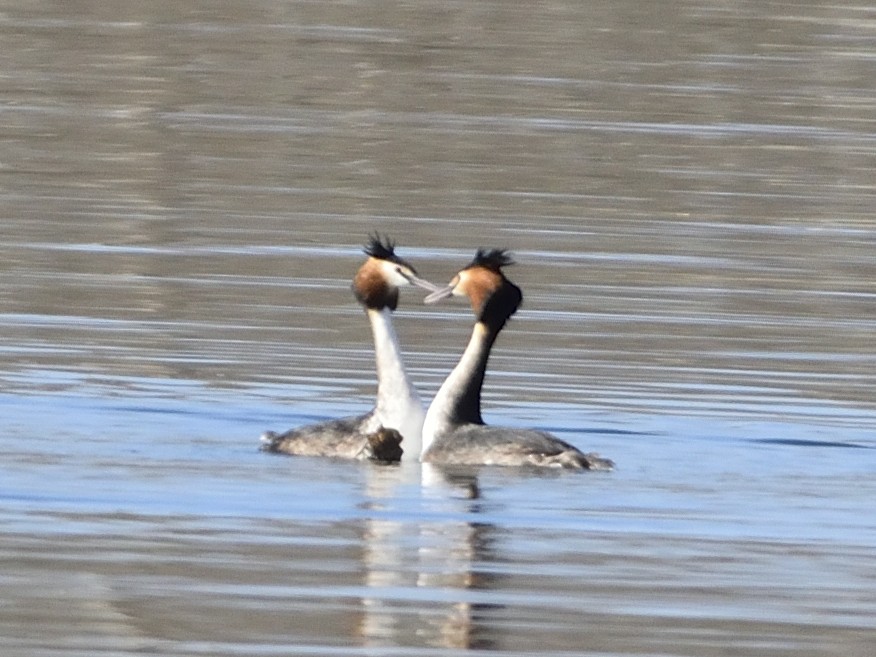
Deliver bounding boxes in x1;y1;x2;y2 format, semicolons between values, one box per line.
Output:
421;249;613;470
261;236;436;462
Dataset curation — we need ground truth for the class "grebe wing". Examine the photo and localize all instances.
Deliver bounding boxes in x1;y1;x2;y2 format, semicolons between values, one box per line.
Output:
424;425;613;470
260;411;381;459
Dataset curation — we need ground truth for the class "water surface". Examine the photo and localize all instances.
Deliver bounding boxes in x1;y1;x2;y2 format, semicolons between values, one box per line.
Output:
1;2;875;656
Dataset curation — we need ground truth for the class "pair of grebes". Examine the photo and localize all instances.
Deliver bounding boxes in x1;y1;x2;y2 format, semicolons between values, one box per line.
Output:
261;235;613;471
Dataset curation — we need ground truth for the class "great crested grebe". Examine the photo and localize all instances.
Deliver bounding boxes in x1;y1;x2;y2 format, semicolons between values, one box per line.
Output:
421;249;614;470
261;235;437;462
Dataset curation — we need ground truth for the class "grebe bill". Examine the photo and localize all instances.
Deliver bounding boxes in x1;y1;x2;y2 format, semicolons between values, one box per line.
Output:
261;235;439;462
421;249;613;470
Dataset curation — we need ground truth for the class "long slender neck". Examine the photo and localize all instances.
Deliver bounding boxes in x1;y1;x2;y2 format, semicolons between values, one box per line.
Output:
422;321;500;455
367;308;424;457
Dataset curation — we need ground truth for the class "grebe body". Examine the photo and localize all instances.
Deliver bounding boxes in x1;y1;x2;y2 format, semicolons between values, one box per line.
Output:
421;250;613;470
261;236;435;462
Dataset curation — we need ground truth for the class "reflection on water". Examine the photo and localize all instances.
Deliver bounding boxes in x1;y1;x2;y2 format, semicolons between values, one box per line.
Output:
1;1;875;656
3;411;874;656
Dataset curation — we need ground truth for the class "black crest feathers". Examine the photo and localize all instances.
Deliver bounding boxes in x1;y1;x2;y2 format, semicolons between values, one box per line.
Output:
363;233;398;262
362;233;418;276
467;248;514;272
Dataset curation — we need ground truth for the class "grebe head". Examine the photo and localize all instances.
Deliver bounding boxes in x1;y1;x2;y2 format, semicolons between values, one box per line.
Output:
425;248;522;327
353;234;439;310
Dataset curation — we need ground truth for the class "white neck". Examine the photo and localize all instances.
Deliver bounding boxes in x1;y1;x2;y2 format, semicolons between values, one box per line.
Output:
367;308;425;458
422;322;492;456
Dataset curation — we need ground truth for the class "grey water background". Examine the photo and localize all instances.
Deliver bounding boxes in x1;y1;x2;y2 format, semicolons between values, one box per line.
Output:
1;1;875;655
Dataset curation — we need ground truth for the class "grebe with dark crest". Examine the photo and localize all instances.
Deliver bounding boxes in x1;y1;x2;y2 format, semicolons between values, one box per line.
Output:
421;249;613;470
261;235;438;462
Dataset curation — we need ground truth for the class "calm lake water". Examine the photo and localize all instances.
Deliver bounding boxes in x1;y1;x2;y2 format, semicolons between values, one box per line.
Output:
2;1;875;655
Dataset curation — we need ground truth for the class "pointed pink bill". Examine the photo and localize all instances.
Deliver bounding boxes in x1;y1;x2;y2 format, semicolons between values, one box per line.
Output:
402;272;444;293
424;285;455;304
404;274;444;296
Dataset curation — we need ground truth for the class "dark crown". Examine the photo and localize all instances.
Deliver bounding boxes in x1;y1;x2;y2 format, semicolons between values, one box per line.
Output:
363;233;398;261
467;248;514;271
363;233;418;275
